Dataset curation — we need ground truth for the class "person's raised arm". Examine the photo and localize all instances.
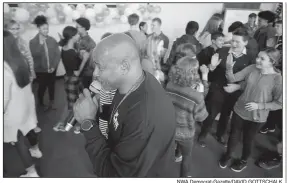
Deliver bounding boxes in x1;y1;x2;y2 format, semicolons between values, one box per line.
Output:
225;53;255;82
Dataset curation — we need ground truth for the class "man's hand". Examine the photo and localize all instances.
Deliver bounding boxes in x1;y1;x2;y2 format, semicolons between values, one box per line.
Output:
226;53;235;70
210;53;222;70
245;102;259;111
223;83;240;93
73;89;99;124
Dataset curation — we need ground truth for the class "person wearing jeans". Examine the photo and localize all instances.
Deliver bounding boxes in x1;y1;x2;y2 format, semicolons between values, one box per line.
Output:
166;56;209;177
29;15;61;111
219;48;282;172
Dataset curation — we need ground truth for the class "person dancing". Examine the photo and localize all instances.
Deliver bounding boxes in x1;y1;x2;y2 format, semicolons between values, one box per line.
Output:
4;31;42;177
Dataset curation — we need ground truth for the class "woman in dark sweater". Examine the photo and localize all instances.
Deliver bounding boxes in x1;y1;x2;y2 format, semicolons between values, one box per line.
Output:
53;26;82;134
219;48;282;172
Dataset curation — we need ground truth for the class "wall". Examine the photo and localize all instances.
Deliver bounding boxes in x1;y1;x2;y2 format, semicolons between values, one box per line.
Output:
20;3;224;43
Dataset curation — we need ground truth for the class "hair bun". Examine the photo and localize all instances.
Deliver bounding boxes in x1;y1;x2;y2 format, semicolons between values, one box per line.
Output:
33;15;48;27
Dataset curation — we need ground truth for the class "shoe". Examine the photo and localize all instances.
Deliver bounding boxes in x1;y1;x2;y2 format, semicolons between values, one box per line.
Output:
260;128;275;134
219;154;231;169
215;136;227;147
197;138;206;148
74;126;81;134
20;171;39;177
34;126;41;133
230;159;247;172
175;155;182;163
53;123;65;132
258;156;282;170
29;146;43;158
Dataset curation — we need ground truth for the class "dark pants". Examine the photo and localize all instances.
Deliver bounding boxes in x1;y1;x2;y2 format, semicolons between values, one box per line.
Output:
26;130;38;147
36;72;56;105
81;75;92;90
261;110;282;141
199;85;241;140
176;139;194;177
226;113;261;160
4;131;34;171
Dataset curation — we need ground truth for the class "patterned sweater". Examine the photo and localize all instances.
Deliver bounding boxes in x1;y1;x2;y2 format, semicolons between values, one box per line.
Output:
166;81;209;141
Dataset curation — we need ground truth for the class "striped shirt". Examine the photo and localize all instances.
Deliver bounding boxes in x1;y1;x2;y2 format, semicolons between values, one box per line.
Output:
99;88;116;139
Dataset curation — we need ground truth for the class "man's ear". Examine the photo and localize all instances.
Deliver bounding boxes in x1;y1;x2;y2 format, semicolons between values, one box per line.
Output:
120;59;130;75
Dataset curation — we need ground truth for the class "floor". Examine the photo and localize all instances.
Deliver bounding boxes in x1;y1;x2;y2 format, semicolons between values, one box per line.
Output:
4;78;283;178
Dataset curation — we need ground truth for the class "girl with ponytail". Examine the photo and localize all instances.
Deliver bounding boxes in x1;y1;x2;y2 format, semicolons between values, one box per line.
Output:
53;26;82;134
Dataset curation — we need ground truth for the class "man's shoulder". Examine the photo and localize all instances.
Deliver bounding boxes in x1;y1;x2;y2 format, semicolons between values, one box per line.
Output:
160;32;169;41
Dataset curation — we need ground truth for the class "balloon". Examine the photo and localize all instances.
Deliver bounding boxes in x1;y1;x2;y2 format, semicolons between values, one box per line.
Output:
153;5;161;14
72;10;81;20
138;6;146;14
46;7;57;18
85;8;96;19
120;15;128;23
54;4;63;12
124;7;134;17
109;8;118;18
70;4;76;10
95;14;104;22
103;8;110;17
76;4;86;15
128;4;140;11
63;4;73;16
49;17;59;24
14;8;30;23
4;4;10;14
86;4;94;9
149;13;157;19
37;11;46;16
133;10;141;17
94;4;107;14
147;5;154;13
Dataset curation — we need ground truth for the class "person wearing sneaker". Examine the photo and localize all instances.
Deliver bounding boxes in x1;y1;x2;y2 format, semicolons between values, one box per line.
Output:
166;56;209;177
73;33;177;177
219;48;282;172
197;28;254;148
53;26;82;133
4;31;40;177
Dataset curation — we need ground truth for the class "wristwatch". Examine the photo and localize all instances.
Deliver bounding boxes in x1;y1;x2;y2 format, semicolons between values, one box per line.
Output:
81;119;95;131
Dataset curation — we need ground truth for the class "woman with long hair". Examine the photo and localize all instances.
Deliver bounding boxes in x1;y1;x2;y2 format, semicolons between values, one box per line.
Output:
5;19;41;133
198;16;223;49
219;48;282;172
4;31;41;177
29;15;61;111
53;26;82;134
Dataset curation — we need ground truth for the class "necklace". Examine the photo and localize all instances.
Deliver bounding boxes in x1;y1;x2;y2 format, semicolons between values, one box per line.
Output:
109;71;146;124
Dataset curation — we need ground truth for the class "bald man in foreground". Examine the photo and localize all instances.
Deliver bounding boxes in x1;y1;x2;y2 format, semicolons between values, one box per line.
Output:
73;33;177;177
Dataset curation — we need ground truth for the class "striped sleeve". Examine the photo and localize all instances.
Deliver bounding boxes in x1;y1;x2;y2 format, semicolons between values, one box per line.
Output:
193;100;208;122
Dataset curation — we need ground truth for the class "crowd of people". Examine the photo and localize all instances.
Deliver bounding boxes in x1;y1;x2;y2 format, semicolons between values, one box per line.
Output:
3;8;283;178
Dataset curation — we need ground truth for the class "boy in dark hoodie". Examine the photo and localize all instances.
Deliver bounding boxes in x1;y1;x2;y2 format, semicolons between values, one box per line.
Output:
165;21;202;75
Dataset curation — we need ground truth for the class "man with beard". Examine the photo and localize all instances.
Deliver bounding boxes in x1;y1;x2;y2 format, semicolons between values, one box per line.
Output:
73;33;176;177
